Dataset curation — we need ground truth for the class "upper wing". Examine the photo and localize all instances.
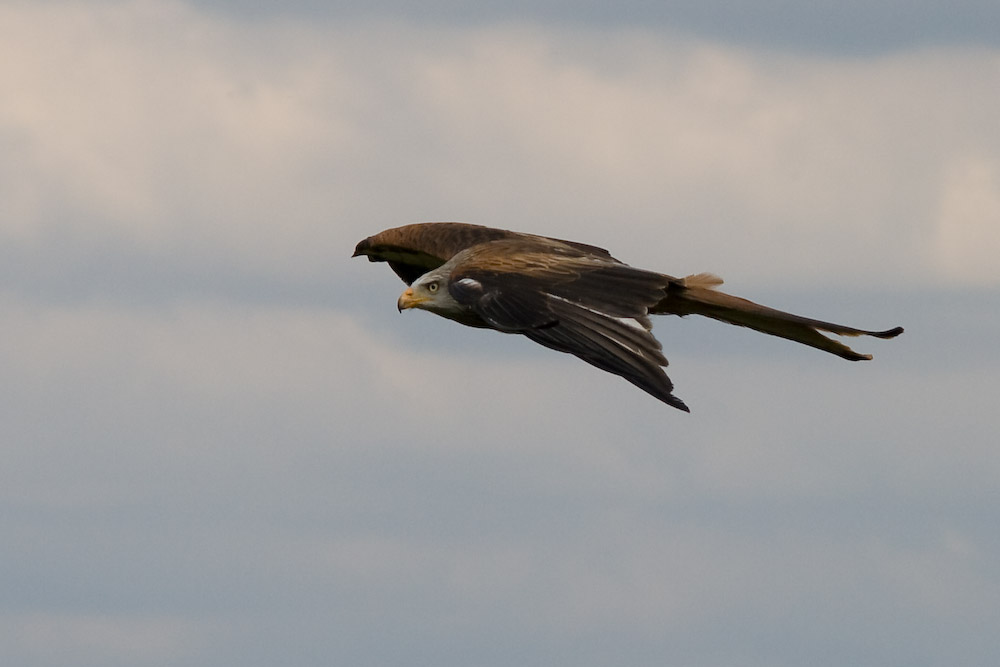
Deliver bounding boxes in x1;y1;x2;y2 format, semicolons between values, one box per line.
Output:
353;222;618;284
353;223;523;284
448;247;689;411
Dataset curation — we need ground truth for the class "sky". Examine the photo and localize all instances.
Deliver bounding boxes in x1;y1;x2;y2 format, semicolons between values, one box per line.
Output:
1;1;999;666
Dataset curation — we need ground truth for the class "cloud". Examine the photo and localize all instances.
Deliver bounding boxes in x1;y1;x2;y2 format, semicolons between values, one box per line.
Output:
0;1;360;288
933;154;1000;283
173;0;1000;56
2;2;999;303
0;612;204;666
1;4;999;667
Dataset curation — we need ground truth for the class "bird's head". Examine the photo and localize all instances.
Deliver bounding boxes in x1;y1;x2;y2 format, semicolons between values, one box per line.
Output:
397;268;461;316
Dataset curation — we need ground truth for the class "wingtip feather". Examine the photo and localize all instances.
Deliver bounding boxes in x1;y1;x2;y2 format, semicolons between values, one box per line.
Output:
872;326;904;339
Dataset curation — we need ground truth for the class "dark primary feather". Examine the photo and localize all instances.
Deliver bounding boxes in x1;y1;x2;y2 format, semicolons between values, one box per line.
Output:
526;300;688;412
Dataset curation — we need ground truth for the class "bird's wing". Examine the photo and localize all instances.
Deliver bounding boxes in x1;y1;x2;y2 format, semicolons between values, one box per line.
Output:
448;245;689;411
353;222;617;284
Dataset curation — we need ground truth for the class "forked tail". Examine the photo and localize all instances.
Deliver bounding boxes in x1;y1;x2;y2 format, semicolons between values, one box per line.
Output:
654;273;904;361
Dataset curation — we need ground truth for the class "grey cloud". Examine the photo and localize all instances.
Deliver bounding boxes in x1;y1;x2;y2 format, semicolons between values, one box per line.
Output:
2;5;999;667
186;0;1000;54
2;288;998;666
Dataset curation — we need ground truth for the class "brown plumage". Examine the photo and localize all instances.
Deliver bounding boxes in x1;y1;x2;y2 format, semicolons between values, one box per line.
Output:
353;222;903;411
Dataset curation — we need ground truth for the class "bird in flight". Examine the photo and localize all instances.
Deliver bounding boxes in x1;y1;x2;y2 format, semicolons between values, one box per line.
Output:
353;222;902;412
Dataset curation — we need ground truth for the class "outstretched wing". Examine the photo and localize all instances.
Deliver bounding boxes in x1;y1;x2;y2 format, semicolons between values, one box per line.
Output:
353;222;618;284
447;245;689;411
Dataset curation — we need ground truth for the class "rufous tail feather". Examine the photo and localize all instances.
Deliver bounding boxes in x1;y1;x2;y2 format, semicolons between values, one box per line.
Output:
653;273;903;361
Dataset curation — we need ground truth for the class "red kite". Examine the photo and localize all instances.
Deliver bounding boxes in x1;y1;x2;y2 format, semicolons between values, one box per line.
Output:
354;222;902;411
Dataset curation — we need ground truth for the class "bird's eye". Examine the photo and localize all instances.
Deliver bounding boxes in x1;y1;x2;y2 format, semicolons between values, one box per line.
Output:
427;281;439;293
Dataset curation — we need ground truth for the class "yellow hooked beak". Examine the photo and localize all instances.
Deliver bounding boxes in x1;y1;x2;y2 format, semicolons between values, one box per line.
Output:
397;287;429;312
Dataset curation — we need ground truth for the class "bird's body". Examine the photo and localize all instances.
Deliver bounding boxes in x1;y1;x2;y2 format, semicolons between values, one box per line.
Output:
354;222;903;411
